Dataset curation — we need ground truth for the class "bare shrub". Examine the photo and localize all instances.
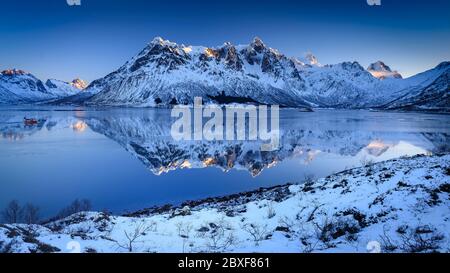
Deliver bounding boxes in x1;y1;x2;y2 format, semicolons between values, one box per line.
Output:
313;216;360;247
278;216;296;231
175;221;193;253
242;223;270;246
266;202;276;219
360;156;375;175
196;219;237;252
398;225;445;253
176;221;193;238
114;220;152;252
379;228;398;253
300;237;321;253
379;224;445;253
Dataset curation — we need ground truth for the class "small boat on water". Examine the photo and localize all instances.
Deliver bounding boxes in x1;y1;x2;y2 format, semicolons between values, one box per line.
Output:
23;117;39;126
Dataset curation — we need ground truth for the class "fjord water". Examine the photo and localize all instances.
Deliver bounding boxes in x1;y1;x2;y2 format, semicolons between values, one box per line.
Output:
0;106;449;218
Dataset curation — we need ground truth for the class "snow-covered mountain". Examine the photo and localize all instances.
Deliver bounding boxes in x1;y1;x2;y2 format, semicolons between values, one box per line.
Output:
296;52;321;67
1;37;448;110
0;69;52;104
82;37;310;107
70;78;88;90
45;78;87;97
367;61;403;80
76;37;448;110
381;62;450;111
0;69;87;104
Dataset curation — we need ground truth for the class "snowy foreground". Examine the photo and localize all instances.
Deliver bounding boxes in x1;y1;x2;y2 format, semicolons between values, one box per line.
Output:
1;154;449;253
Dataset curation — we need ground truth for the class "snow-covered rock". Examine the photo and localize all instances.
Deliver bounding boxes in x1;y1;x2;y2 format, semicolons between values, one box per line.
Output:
70;78;88;90
367;61;403;80
296;52;321;67
1;154;448;253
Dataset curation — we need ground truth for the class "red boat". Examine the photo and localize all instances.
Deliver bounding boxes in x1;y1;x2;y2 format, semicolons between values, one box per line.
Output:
23;117;38;126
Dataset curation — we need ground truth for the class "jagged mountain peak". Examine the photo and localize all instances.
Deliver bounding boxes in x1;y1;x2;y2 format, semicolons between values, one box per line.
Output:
1;69;29;76
149;36;174;46
249;37;266;52
44;78;86;97
70;78;88;90
339;61;365;71
367;60;402;80
296;52;320;67
304;52;319;66
367;60;393;72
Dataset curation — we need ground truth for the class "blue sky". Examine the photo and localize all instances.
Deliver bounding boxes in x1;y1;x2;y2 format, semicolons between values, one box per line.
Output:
0;0;449;82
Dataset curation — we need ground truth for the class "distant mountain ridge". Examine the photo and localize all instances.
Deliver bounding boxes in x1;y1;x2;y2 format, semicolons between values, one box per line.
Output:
1;37;448;111
0;69;87;104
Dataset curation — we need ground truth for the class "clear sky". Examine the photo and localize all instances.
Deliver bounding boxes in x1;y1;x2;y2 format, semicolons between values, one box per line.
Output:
0;0;449;82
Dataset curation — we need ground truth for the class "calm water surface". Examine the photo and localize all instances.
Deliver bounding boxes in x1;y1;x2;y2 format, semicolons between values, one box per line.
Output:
0;106;449;217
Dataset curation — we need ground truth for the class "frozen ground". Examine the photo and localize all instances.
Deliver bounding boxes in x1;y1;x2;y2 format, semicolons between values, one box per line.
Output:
0;154;449;253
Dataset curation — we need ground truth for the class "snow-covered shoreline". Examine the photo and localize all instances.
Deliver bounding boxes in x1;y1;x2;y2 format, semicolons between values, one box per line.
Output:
1;154;449;253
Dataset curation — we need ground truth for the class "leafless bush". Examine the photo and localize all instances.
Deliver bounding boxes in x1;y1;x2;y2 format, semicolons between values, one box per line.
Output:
114;220;152;252
242;223;270;246
278;216;296;231
379;228;398;253
197;219;237;252
176;221;193;238
175;221;194;253
313;216;360;247
379;224;445;253
266;202;276;219
398;225;445;253
360;156;375;167
300;237;320;253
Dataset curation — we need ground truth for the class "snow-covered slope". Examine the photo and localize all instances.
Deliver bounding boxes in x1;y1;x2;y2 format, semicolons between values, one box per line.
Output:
1;154;448;253
84;37;310;107
367;61;403;80
45;78;86;97
381;62;450;111
0;69;53;104
79;37;448;110
0;69;88;104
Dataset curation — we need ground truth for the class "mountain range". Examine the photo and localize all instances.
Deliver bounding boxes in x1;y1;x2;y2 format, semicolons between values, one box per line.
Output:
1;37;448;111
0;69;87;104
